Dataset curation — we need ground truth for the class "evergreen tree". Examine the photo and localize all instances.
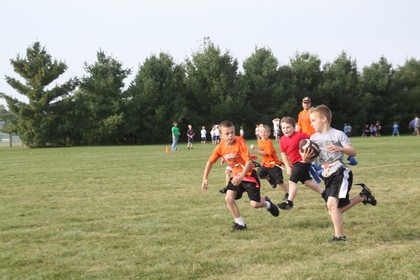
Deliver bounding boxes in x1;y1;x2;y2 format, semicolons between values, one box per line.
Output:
0;42;78;147
77;50;131;144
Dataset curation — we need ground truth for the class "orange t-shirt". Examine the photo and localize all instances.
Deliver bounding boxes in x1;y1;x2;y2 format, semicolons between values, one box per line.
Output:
209;136;252;176
298;109;316;136
257;139;282;168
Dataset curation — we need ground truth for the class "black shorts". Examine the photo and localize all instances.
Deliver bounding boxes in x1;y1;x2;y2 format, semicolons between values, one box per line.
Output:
258;165;284;185
324;167;353;208
226;170;262;202
289;162;312;184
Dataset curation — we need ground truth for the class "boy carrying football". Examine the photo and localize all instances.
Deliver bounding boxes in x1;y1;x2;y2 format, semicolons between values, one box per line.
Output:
279;117;325;210
307;105;377;242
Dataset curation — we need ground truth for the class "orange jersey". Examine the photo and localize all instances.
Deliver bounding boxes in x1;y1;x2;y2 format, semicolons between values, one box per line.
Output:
209;136;252;176
257;139;282;168
298;109;316;136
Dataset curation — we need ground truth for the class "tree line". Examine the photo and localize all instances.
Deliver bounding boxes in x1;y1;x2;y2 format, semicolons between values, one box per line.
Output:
0;41;419;147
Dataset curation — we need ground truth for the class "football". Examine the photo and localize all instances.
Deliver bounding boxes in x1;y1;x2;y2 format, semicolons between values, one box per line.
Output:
299;139;320;159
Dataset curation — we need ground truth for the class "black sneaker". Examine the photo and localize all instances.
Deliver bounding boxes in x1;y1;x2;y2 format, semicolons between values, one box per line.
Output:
277;200;294;210
218;187;227;194
231;222;247;231
330;236;347;243
265;196;279;217
356;183;377;206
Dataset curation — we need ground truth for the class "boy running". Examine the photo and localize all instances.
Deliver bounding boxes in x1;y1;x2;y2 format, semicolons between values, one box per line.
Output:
250;124;288;197
279;117;325;210
201;120;280;231
307;105;377;242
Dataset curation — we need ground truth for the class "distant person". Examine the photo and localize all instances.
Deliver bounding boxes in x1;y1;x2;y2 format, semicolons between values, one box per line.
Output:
279;116;325;210
343;123;352;137
296;96;316;136
201;121;280;231
272;118;280;141
375;121;382;137
392;122;400;137
414;115;420;136
409;118;415;135
240;126;245;139
255;124;260;140
308;105;377;242
214;125;220;144
250;124;289;198
362;124;370;137
210;125;216;144
171;122;180;151
200;126;207;144
186;124;195;150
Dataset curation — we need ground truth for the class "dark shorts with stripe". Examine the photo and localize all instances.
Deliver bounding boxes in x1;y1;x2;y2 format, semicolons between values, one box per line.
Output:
324;167;353;208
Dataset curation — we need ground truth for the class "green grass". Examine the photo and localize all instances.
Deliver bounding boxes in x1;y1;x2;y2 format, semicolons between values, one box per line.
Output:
0;136;419;279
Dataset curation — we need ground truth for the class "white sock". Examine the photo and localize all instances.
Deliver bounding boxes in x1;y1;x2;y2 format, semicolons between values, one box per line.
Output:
265;201;271;209
234;217;245;226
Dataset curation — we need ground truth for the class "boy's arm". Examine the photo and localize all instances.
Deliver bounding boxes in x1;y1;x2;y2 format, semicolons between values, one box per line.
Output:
201;160;214;191
326;143;356;157
281;152;293;175
249;144;267;156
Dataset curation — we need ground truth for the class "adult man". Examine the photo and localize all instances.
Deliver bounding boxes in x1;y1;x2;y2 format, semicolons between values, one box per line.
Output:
296;97;316;136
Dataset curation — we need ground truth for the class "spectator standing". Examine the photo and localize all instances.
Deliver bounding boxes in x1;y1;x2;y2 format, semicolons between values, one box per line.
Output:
392;122;400;137
296;96;316;136
171;122;180;151
272;118;280;141
201;126;207;144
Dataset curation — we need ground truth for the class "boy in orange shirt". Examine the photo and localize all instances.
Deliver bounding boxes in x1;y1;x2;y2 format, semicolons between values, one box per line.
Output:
250;124;288;198
201;120;280;231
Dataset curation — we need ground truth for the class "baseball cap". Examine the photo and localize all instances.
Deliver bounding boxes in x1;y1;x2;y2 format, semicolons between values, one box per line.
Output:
302;97;311;103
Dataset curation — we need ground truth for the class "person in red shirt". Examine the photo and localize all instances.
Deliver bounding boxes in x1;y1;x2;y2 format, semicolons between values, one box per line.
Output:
279;116;324;210
201;120;280;231
250;124;288;198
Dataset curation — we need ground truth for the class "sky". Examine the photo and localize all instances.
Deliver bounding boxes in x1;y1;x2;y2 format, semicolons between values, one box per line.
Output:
1;0;419;107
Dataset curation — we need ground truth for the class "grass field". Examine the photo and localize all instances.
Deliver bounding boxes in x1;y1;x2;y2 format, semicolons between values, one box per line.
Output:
0;136;419;279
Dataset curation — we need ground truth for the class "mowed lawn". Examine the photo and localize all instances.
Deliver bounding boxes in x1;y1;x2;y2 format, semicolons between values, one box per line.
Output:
0;136;419;279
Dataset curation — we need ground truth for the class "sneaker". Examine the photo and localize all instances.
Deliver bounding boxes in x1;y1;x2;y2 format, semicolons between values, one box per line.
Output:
265;196;279;217
218;187;227;194
231;222;247;231
277;200;294;210
271;184;277;189
356;183;377;206
330;236;347;243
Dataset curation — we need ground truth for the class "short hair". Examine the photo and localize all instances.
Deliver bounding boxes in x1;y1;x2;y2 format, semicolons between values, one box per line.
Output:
281;116;296;127
259;124;271;133
219;120;234;129
310;105;332;123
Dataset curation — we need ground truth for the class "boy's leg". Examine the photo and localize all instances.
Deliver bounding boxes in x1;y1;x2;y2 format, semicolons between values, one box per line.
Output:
327;196;344;237
278;181;296;210
225;190;241;219
339;195;364;213
304;180;323;194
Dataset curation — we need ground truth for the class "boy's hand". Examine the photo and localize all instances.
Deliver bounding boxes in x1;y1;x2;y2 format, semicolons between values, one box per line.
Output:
250;144;255;151
201;179;208;191
300;148;315;163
